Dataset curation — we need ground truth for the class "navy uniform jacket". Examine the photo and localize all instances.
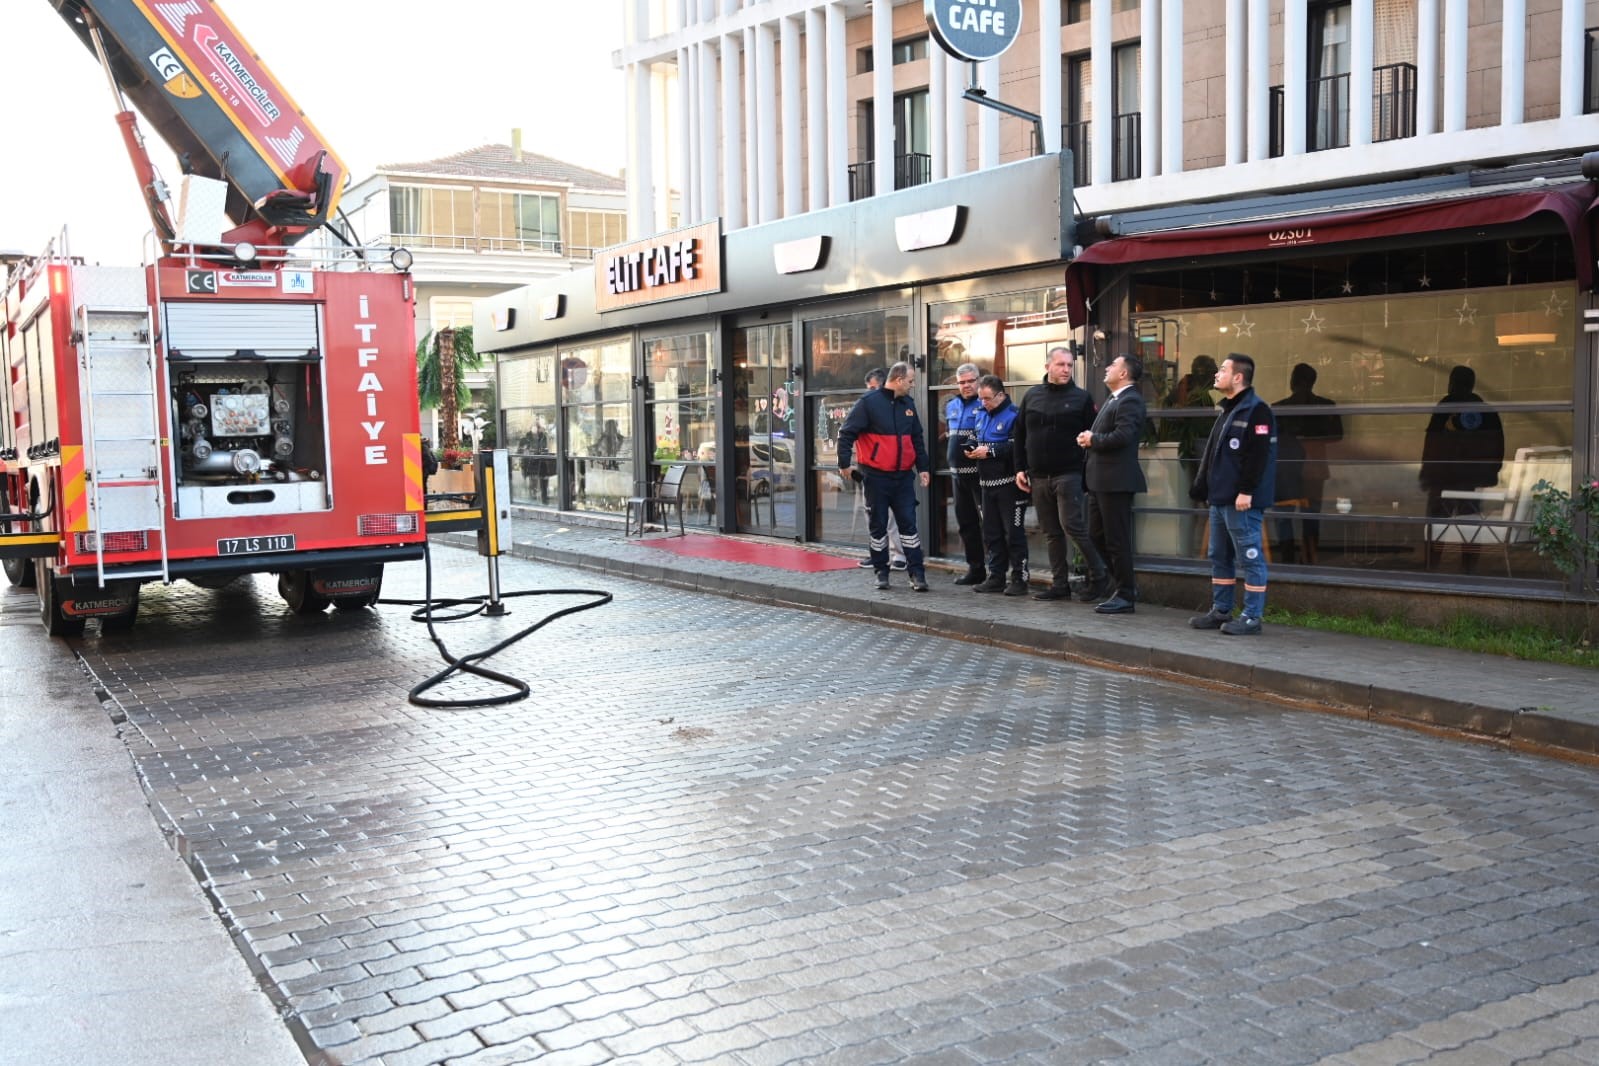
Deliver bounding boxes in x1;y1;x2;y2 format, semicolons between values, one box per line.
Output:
1193;387;1278;507
944;393;983;474
971;397;1021;489
838;387;930;474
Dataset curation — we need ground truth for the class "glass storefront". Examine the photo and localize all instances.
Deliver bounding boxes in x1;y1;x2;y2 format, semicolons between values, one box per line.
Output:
500;353;557;507
559;338;634;514
804;306;912;547
1128;236;1578;581
731;324;797;536
645;331;717;527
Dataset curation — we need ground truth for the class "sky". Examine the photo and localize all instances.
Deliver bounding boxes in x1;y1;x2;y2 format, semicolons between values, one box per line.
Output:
0;0;628;263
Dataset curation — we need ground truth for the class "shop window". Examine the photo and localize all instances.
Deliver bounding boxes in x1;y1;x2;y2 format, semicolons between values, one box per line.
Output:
645;332;718;526
501;353;558;508
558;339;633;514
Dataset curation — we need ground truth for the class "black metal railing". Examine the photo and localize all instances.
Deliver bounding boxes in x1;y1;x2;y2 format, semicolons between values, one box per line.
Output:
1270;62;1417;156
1063;121;1092;186
1112;112;1142;181
847;153;933;200
1586;28;1597;114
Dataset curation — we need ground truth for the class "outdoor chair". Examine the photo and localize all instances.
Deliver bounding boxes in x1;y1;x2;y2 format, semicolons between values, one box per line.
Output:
625;464;687;537
1425;446;1572;576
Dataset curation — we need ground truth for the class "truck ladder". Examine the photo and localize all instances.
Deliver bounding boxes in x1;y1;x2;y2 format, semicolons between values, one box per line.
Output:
77;303;168;586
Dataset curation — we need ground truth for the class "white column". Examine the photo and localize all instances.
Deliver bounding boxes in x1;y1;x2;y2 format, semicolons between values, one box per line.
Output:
629;61;656;236
720;33;745;229
1160;0;1183;174
678;47;697;222
1284;0;1307;155
825;3;848;204
1247;0;1268;159
1416;0;1439;134
1038;0;1062;153
756;22;779;223
1140;0;1160;177
978;60;1000;169
1561;0;1585;116
945;53;968;177
1225;0;1245;165
780;16;802;218
1500;0;1525;125
744;27;759;220
1443;0;1466;132
872;0;894;195
1350;0;1373;146
1090;0;1113;185
806;8;828;210
698;40;719;222
929;45;947;180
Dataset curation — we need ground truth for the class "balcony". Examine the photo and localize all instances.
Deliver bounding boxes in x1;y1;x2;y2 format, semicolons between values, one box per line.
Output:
1044;117;1139;185
1587;27;1597;113
1270;63;1417;157
847;153;933;201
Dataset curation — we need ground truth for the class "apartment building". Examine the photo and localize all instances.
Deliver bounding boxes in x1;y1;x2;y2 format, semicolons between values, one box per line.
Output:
481;1;1599;607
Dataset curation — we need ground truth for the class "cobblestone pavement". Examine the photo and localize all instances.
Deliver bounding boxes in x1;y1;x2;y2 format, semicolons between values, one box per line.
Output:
71;546;1599;1066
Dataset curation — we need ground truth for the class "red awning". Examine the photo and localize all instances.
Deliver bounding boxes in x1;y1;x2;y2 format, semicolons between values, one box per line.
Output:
1065;182;1599;326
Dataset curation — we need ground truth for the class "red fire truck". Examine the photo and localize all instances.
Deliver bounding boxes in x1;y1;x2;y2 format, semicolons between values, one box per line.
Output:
1;1;426;635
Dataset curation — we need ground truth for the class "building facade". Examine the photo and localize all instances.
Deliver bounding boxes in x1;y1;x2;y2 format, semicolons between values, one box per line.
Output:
481;0;1599;607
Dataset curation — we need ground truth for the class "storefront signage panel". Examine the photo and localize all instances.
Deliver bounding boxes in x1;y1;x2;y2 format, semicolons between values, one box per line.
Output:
594;221;723;313
925;0;1023;62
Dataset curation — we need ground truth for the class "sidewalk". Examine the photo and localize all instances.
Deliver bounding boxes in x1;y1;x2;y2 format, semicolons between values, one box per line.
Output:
499;513;1599;763
0;591;304;1066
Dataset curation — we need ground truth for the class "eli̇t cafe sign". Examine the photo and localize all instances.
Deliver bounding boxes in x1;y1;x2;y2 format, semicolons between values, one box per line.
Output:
594;220;723;313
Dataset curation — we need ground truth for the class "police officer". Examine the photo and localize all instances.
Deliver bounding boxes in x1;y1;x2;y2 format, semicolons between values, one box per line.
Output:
966;375;1030;596
837;361;932;592
944;362;986;584
1188;353;1277;636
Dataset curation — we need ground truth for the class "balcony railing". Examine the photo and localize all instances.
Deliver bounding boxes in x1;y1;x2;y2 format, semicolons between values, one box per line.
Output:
1270;63;1417;157
1039;118;1138;184
1063;121;1091;186
847;153;934;201
1587;28;1597;114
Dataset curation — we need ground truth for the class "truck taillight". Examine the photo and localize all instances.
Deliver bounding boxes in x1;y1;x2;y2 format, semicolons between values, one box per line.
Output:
75;531;148;553
358;513;419;536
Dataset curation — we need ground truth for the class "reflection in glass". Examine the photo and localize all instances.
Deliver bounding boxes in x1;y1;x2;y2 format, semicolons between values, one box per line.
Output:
564;402;632;514
646;332;718;526
928;288;1059;384
733;324;797;536
804;308;911;392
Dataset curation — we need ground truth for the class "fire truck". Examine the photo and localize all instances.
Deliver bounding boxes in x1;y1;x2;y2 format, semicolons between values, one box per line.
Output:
1;0;427;635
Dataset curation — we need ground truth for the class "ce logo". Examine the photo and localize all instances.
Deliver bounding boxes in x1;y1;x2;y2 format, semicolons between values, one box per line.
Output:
186;270;217;294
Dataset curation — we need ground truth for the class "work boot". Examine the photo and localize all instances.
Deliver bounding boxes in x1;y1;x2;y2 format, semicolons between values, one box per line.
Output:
890;557;909;571
972;575;1007;593
875;572;891;591
1189;608;1232;630
1220;615;1262;636
908;573;929;592
1003;575;1029;596
1074;574;1112;602
1032;585;1073;601
953;569;987;585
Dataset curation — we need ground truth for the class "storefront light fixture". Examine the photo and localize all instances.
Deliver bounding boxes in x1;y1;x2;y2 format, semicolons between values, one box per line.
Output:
1495;312;1556;347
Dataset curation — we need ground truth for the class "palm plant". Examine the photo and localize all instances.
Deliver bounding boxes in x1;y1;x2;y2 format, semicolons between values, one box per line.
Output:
416;326;482;452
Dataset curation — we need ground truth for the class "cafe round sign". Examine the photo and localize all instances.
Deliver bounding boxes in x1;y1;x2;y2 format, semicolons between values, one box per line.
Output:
924;0;1024;63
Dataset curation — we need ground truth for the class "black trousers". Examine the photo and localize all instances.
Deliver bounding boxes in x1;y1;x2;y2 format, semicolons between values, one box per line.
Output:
980;482;1030;580
1086;490;1137;599
951;471;985;573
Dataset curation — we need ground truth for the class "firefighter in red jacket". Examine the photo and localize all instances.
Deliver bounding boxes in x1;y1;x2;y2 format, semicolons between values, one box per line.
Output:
837;361;932;592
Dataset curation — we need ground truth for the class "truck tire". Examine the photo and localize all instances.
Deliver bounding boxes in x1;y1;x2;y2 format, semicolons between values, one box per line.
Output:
35;560;85;638
3;555;36;588
331;566;384;612
278;570;330;614
100;587;141;632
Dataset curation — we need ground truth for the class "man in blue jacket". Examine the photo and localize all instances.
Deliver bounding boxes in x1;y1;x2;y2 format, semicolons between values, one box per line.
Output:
1188;353;1278;636
837;361;932;592
966;375;1030;595
943;362;987;584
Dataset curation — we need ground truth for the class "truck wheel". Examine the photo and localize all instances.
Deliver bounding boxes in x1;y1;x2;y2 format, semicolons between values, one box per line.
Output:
278;570;330;614
331;566;383;612
3;555;36;588
100;587;141;633
35;560;85;638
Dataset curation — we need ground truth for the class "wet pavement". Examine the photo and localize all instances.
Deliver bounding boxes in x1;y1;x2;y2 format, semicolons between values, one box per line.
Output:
49;539;1599;1065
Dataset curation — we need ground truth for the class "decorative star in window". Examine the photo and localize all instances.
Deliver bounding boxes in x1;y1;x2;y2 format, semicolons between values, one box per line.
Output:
1302;309;1325;334
1417;273;1431;288
1455;297;1477;326
1272;286;1282;300
1232;314;1255;338
1341;279;1354;294
1177;317;1192;337
1543;291;1569;318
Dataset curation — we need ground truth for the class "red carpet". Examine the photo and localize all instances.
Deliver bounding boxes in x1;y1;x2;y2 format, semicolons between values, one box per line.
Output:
641;534;859;572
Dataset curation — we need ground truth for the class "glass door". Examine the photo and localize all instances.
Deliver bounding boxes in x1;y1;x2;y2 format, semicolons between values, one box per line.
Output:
732;324;797;537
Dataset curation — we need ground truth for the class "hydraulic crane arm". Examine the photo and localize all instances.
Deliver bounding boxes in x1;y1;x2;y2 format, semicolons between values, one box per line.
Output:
49;0;348;247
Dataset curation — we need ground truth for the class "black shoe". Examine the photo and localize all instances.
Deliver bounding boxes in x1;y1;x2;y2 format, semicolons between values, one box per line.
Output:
890;558;909;571
856;558;875;568
1003;578;1029;596
1074;576;1112;603
1032;586;1073;601
875;573;891;590
1095;596;1136;614
1221;616;1262;635
953;571;987;586
909;574;929;592
972;576;1007;593
1189;609;1232;630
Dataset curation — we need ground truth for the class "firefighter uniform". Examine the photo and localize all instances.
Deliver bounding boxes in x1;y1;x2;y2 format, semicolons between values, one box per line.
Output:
837;386;931;586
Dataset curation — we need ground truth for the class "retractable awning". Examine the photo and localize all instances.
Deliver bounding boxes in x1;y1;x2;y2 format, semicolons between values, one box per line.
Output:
1065;182;1599;326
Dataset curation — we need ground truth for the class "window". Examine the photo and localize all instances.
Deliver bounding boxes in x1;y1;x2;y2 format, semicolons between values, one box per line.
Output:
388;184;473;250
1065;0;1138;23
559;339;633;514
567;210;628;259
481;190;562;253
858;35;929;73
1113;43;1142;181
1309;1;1352;150
429;298;473;331
1065;55;1092;186
855;90;932;196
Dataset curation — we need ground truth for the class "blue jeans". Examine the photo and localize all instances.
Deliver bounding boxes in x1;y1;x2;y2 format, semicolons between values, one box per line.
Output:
864;470;924;577
1208;505;1268;619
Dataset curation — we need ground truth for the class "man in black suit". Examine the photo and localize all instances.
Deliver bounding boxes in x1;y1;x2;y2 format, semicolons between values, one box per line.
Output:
1076;354;1148;614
